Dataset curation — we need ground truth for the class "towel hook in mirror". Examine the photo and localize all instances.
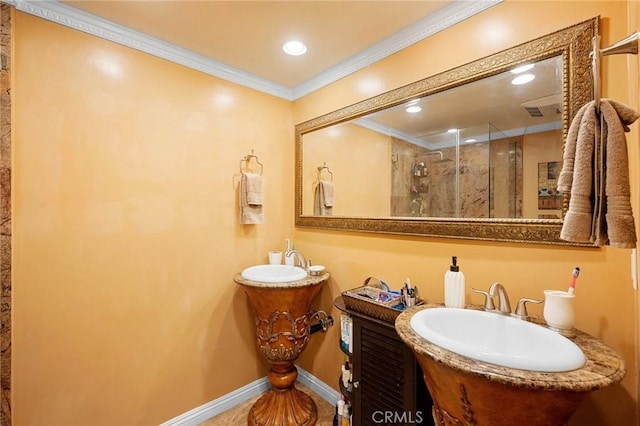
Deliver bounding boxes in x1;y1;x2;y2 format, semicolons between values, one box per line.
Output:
240;149;264;175
317;162;333;182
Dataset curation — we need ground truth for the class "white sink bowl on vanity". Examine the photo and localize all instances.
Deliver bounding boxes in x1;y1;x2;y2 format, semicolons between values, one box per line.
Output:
395;304;626;426
240;264;307;283
409;307;586;372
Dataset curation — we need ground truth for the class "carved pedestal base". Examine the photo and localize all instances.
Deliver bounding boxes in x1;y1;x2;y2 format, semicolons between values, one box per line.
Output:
248;364;317;426
249;387;317;426
234;275;328;426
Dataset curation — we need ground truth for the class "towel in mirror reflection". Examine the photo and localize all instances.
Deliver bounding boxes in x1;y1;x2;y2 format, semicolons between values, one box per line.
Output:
314;180;333;216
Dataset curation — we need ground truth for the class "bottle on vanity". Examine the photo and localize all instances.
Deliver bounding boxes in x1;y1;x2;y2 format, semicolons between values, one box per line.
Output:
444;256;465;308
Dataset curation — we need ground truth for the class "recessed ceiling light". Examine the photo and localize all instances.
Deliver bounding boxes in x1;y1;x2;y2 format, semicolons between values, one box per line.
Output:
283;41;307;56
465;138;477;143
447;128;458;133
511;74;536;85
511;63;534;74
405;105;422;113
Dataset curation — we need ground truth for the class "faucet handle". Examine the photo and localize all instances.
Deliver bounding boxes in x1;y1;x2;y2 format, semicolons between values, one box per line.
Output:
471;288;495;310
514;298;543;320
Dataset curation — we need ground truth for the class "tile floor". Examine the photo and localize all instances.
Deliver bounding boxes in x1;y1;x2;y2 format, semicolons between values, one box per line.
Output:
199;382;336;426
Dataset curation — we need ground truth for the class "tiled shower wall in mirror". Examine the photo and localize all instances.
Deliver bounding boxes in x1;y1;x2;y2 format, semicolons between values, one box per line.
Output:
390;136;523;218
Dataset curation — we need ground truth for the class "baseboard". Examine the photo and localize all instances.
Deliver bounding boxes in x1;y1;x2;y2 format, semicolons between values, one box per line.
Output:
159;376;270;426
296;365;341;406
160;366;339;425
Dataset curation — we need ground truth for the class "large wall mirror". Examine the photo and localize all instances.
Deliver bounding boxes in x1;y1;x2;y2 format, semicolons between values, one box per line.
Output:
295;18;598;246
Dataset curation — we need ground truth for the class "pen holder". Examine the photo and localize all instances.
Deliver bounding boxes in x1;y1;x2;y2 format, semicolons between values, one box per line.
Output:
543;290;576;337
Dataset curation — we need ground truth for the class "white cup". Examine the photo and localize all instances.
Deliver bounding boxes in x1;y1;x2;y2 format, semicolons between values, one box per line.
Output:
268;251;282;265
543;290;575;336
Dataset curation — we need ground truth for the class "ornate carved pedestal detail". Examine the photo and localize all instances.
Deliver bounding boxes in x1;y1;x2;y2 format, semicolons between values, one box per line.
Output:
418;355;585;426
248;364;317;426
234;273;328;426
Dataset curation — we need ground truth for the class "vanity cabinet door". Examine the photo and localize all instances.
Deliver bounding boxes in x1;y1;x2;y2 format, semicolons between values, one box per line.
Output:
352;316;433;425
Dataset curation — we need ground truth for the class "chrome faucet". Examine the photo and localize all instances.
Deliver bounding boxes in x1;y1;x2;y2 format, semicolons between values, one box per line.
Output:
473;283;543;320
285;250;308;271
489;282;511;315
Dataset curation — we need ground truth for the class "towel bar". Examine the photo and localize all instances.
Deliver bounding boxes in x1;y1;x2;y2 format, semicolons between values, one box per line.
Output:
591;31;639;111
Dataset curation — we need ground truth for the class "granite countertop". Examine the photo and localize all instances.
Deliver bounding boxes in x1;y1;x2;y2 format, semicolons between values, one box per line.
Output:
233;271;330;288
395;304;626;392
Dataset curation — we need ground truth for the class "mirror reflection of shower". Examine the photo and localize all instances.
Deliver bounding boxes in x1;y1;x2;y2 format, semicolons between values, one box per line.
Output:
390;124;522;218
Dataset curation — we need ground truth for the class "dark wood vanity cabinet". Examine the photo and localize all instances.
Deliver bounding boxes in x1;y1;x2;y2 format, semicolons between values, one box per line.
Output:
335;297;433;425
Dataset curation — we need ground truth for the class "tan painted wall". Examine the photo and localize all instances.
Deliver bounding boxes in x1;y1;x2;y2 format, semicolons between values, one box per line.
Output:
302;123;391;217
10;1;640;425
522;129;564;219
630;0;640;414
294;1;639;425
12;12;294;424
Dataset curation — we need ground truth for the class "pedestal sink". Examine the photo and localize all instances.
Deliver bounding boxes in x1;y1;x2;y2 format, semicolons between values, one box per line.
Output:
396;305;626;426
234;267;330;426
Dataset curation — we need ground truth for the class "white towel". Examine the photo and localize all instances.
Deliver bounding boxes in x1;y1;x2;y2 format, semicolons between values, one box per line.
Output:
314;180;333;216
240;173;263;224
320;180;333;207
244;173;263;206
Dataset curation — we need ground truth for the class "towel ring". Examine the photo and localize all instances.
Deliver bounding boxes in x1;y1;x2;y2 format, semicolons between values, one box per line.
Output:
240;151;264;175
317;162;333;182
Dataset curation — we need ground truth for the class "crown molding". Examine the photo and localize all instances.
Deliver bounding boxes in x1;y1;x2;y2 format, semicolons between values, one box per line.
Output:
6;0;293;99
6;0;503;101
292;0;503;99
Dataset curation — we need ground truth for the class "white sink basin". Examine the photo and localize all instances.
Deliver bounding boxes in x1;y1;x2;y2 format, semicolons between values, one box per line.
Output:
241;264;307;283
410;308;586;372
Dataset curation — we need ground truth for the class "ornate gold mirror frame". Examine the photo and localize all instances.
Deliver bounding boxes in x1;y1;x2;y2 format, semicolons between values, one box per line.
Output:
295;18;598;246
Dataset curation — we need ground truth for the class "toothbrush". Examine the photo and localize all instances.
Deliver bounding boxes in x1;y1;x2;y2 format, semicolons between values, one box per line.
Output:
567;267;580;295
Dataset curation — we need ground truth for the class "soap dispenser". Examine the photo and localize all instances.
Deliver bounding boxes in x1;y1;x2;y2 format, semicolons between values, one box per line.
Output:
444;256;465;308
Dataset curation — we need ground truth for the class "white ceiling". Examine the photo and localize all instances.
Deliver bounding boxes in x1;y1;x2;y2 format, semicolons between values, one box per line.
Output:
11;0;502;100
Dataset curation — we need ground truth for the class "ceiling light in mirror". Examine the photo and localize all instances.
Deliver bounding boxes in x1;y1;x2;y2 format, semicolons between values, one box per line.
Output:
406;105;422;113
447;128;458;133
512;74;536;85
511;63;535;74
283;41;307;56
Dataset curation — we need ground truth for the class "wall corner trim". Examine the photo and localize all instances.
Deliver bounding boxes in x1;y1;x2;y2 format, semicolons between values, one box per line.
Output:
6;0;502;101
159;366;339;425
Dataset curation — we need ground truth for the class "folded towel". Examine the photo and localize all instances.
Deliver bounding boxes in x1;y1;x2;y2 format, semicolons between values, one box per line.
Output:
320;180;334;207
240;172;263;224
314;180;333;216
601;100;639;248
557;102;591;193
560;103;597;243
559;99;639;247
243;172;263;206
